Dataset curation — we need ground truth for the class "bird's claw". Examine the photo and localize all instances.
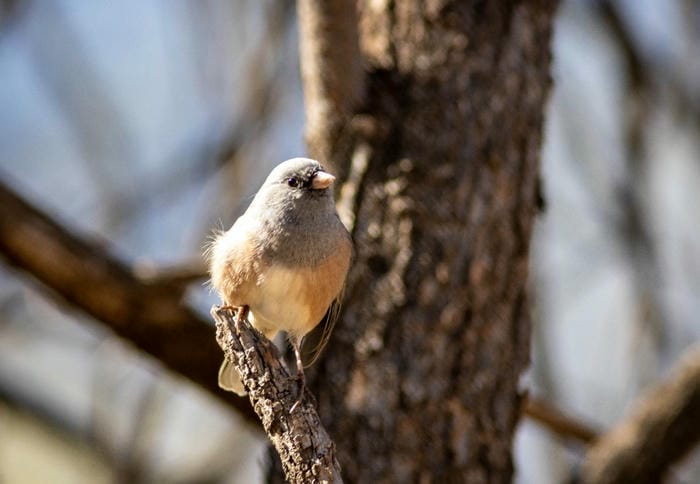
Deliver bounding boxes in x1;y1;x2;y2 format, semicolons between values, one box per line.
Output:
235;305;249;331
289;371;305;413
217;304;238;313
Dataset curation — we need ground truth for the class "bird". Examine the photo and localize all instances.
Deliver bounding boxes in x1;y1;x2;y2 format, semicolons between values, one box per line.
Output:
206;157;352;398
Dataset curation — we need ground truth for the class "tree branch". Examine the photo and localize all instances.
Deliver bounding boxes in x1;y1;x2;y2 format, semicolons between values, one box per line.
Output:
296;0;364;163
132;259;207;289
583;343;700;484
523;396;598;445
0;179;257;423
211;306;342;483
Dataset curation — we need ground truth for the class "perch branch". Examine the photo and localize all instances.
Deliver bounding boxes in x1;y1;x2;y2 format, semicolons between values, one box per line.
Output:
582;343;700;484
296;0;364;163
0;179;257;423
211;306;342;483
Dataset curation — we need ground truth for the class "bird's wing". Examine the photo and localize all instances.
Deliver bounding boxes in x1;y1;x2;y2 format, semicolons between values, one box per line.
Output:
304;294;344;367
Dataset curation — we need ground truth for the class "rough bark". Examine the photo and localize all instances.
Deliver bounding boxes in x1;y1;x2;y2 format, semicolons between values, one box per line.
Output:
290;1;558;482
212;307;342;483
583;344;700;484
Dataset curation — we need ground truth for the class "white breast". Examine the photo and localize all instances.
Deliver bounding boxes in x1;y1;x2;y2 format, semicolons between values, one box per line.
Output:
248;265;316;339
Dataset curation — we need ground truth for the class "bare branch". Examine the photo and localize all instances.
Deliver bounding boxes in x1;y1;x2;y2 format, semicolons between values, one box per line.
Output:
0;179;257;423
212;307;342;483
583;344;700;484
296;0;364;163
132;259;207;289
524;396;599;445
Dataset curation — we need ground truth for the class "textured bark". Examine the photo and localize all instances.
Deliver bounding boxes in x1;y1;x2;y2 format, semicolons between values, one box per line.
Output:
290;1;558;482
583;344;700;484
212;307;342;483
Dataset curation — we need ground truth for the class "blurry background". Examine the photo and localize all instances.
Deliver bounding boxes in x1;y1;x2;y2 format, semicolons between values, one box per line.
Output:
0;0;698;482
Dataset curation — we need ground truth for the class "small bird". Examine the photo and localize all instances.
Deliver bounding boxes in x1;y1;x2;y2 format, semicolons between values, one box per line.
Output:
207;157;352;397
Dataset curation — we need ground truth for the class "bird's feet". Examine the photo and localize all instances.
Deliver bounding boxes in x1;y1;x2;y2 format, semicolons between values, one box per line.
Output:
215;304;239;318
235;305;249;331
216;304;236;311
213;305;249;332
289;367;305;413
289;371;318;413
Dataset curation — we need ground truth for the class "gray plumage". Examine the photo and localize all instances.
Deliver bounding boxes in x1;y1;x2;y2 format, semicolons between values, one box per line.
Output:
246;158;347;268
207;157;352;396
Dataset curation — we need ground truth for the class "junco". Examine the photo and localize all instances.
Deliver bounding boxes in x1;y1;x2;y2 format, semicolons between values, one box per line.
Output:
207;157;352;397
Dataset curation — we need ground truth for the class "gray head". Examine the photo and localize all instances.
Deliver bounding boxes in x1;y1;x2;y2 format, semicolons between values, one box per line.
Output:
252;158;336;212
263;157;334;191
248;158;344;266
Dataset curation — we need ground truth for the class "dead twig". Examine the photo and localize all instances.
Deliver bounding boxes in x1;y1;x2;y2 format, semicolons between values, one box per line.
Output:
524;396;599;445
211;306;342;484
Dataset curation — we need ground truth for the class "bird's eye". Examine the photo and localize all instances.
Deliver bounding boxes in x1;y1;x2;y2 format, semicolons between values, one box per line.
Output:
287;177;299;187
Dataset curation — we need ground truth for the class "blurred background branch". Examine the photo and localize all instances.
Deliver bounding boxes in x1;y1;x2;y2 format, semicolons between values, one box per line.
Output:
0;177;257;424
584;343;700;484
296;0;363;165
524;396;599;445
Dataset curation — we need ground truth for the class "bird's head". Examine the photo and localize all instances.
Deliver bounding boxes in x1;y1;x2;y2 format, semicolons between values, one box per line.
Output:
256;157;337;210
265;157;335;192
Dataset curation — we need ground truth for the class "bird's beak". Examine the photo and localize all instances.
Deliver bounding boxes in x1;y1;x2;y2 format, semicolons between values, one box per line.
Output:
311;171;335;189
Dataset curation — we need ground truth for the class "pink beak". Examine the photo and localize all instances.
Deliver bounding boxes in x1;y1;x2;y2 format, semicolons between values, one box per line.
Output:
311;171;335;189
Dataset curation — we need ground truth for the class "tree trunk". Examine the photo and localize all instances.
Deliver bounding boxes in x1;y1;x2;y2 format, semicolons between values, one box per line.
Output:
274;1;557;482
